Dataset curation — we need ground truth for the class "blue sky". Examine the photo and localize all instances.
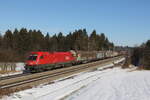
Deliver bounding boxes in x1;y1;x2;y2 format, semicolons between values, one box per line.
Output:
0;0;150;46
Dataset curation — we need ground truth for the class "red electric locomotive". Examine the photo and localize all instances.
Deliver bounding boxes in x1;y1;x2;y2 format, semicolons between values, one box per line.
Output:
25;50;119;72
25;51;76;72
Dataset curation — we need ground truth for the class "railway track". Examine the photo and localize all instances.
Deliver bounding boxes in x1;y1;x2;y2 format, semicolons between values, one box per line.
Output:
0;62;103;81
0;56;124;96
0;56;121;81
36;67;119;100
0;73;31;81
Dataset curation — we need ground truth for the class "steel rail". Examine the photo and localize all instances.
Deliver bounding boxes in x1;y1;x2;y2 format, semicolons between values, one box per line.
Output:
0;56;123;89
0;73;31;81
0;57;117;81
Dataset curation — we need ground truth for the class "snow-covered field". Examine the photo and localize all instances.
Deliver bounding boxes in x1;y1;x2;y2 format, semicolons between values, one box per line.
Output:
3;58;150;100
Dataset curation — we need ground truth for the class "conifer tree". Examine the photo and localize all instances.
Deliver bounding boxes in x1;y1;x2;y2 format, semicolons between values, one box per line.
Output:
3;30;13;49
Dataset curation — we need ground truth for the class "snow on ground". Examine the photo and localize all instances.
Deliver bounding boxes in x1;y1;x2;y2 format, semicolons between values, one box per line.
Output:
4;66;150;100
4;58;150;100
0;63;24;77
3;66;116;100
15;63;25;71
65;69;150;100
0;71;23;77
114;58;125;64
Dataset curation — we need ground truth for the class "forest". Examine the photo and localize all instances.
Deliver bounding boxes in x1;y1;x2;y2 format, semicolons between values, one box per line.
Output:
131;40;150;69
0;28;114;62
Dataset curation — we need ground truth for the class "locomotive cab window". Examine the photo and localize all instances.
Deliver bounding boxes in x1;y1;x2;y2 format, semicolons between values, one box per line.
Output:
28;54;37;61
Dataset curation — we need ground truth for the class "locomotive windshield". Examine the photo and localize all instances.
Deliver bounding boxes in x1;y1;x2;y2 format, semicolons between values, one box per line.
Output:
28;54;37;61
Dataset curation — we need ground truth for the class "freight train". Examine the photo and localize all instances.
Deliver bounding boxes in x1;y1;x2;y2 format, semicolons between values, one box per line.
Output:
25;50;119;72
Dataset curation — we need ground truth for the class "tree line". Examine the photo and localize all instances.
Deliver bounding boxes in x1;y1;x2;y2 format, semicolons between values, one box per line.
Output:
131;40;150;69
0;28;114;62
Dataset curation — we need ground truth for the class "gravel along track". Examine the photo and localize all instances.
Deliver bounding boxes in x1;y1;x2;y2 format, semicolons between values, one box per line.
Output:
0;56;121;81
0;73;31;81
0;56;124;96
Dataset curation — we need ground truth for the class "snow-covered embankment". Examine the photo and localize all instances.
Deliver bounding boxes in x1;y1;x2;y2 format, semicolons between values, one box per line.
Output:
3;58;128;100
